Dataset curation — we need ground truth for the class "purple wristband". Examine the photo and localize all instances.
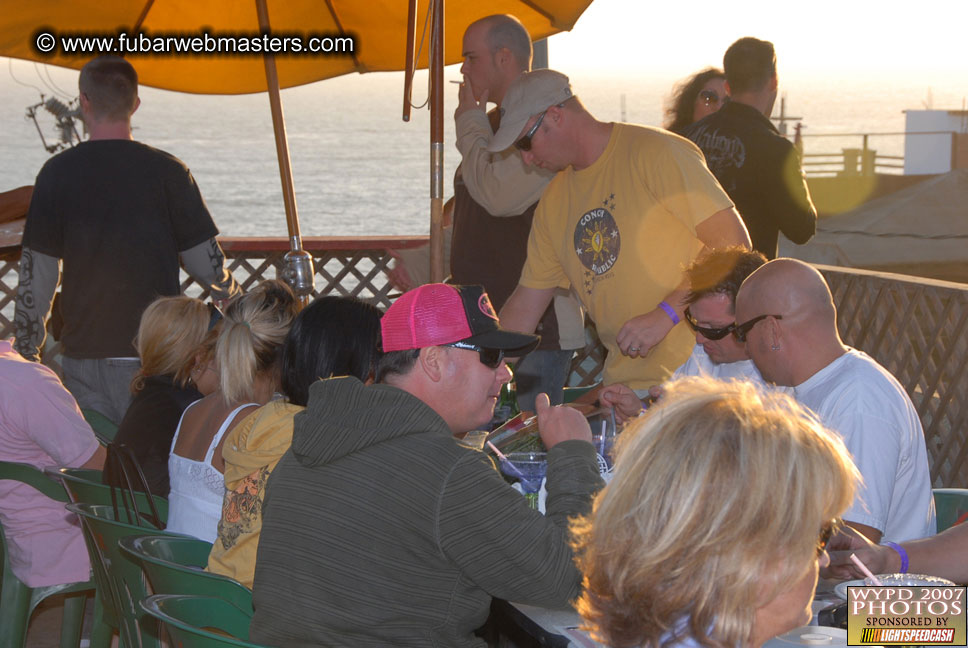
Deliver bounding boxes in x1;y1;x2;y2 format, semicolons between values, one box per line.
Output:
658;301;680;325
883;541;909;574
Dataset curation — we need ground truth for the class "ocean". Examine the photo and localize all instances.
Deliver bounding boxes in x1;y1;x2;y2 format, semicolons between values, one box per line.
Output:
2;60;966;239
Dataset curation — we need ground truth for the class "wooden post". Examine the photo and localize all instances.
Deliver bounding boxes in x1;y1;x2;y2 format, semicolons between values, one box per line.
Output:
428;0;445;283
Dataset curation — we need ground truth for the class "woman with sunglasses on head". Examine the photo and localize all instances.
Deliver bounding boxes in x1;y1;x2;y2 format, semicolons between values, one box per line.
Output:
166;279;299;542
207;295;383;588
665;67;728;134
573;377;859;648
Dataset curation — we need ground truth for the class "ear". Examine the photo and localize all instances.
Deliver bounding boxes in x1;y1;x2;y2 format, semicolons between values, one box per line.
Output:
495;46;512;68
724;80;732;96
418;346;446;383
547;103;564;125
131;96;141;115
767;316;782;350
769;74;778;92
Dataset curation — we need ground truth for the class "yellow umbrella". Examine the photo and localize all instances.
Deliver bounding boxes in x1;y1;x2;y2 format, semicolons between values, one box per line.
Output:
0;0;593;286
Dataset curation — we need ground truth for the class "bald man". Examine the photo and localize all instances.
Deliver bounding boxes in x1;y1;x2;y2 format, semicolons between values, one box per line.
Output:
734;259;935;543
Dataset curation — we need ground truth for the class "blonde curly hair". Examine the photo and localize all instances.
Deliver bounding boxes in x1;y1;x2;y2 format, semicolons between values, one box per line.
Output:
572;377;859;648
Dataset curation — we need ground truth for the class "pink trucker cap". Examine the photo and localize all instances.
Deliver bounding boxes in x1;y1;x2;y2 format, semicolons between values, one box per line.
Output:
381;284;539;354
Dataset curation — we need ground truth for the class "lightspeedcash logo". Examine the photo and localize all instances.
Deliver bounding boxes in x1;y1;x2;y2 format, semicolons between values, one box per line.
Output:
847;586;967;646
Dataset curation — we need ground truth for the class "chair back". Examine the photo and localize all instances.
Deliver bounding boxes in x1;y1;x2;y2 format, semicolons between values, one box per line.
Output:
82;408;119;445
140;594;264;648
66;502;174;648
0;461;96;648
119;535;253;612
933;488;968;532
49;466;169;524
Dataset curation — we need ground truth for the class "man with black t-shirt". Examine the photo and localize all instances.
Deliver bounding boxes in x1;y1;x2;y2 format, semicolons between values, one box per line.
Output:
14;56;238;424
683;37;816;259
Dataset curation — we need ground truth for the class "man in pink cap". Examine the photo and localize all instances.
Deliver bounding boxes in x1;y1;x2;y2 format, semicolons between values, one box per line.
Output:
251;283;603;648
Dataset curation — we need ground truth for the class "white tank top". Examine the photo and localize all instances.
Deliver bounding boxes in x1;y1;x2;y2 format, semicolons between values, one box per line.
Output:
165;402;257;543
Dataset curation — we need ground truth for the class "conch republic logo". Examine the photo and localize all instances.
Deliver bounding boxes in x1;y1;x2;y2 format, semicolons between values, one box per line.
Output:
847;585;967;645
573;196;620;296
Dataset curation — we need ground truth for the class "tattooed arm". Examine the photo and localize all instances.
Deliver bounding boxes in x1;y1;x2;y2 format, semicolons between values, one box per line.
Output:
13;247;60;362
180;238;241;303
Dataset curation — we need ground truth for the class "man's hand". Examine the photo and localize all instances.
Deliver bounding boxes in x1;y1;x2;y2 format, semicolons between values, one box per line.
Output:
599;383;643;423
454;77;489;120
536;393;592;449
616;308;675;358
823;525;900;581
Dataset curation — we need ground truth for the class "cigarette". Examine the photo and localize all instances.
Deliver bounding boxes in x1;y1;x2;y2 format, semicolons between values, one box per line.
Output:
449;80;463;84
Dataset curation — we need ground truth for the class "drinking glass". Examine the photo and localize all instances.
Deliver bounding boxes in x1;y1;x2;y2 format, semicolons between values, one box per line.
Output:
500;451;547;510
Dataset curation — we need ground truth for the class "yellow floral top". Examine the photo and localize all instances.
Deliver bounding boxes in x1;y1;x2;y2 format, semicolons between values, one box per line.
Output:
206;400;303;588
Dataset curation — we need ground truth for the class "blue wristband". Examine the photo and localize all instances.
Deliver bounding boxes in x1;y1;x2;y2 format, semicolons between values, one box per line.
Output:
883;541;909;574
658;301;680;325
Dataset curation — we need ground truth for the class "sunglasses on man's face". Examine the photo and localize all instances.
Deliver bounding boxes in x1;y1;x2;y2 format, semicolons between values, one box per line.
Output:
732;314;783;343
684;307;735;341
444;342;505;369
514;110;548;152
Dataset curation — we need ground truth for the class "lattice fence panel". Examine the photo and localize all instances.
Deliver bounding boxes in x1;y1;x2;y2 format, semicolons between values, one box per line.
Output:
4;240;967;485
0;258;19;337
822;266;968;487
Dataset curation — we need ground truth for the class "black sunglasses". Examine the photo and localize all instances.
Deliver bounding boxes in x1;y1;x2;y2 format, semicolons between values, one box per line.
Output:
733;314;783;343
514;109;548;151
684;307;735;341
444;342;505;369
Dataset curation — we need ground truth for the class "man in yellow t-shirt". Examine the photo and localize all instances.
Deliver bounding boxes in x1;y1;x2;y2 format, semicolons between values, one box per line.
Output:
494;70;751;390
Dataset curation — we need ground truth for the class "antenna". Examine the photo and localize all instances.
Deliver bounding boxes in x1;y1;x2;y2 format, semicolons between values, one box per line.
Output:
25;94;84;154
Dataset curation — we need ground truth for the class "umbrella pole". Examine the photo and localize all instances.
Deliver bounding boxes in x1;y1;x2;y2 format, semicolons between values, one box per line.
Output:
255;0;314;306
429;0;445;283
402;0;417;123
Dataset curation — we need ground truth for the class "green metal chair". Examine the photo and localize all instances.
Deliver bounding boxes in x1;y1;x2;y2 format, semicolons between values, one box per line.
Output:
66;502;176;648
0;461;96;648
119;535;253;612
933;488;968;532
140;595;265;648
81;409;119;445
47;466;169;525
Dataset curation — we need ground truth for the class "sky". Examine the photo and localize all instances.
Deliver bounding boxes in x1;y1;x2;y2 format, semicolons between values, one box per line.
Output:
546;0;967;83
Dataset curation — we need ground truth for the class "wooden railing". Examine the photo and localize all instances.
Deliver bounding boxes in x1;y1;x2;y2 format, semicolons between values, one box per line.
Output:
798;130;959;177
1;239;967;486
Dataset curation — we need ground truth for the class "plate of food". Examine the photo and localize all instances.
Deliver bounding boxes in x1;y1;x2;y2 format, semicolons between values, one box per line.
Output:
833;579;866;600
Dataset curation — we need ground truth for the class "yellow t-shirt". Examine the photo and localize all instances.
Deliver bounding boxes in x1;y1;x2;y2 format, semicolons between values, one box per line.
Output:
520;124;734;389
207;400;304;589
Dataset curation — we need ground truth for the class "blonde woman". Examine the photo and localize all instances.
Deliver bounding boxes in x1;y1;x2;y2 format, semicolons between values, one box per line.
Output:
112;296;212;496
166;280;298;542
573;378;859;648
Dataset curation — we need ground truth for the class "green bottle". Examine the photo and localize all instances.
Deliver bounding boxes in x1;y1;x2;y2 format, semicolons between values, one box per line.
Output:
490;366;520;429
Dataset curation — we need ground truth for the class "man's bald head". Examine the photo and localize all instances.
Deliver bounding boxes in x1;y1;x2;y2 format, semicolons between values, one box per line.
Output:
736;259;844;386
738;258;836;330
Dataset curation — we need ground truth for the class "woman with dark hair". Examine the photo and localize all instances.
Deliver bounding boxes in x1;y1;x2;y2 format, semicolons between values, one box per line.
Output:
207;295;383;587
665;67;727;134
